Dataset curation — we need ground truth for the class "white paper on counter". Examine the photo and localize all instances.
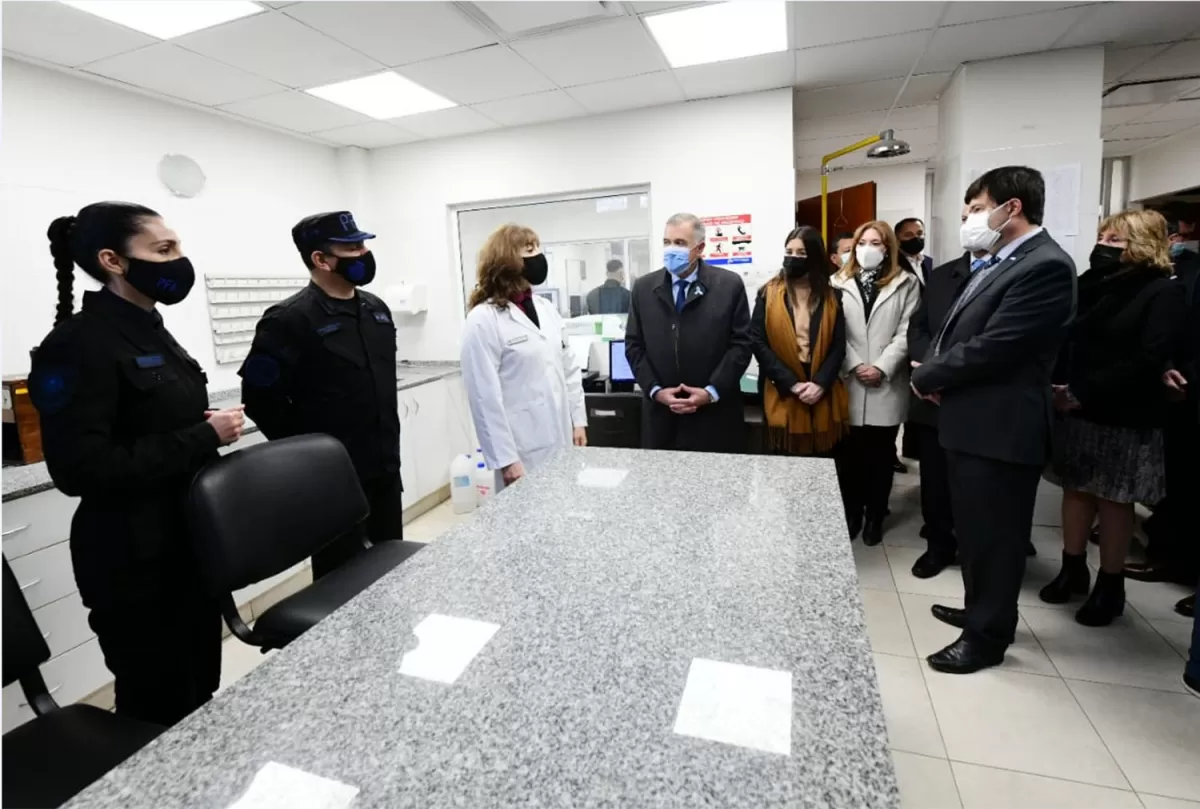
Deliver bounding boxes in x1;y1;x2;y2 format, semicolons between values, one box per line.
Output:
398;614;500;684
673;658;793;755
575;467;629;488
226;762;358;809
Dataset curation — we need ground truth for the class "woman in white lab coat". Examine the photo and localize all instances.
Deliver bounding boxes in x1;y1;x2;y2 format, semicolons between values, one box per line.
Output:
461;224;587;486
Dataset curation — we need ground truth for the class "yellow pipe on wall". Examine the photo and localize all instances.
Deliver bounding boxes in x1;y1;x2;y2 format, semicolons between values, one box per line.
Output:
819;134;882;245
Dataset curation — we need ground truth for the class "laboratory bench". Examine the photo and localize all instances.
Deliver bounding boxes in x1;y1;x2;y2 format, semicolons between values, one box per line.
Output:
0;361;474;734
61;446;897;809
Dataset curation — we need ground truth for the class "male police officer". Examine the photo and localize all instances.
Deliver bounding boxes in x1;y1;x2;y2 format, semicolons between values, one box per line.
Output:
240;212;402;578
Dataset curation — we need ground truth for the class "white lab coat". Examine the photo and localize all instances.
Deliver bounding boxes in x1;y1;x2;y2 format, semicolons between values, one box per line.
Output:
460;295;587;473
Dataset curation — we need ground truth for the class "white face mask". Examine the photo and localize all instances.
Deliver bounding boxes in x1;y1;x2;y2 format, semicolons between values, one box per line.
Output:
960;203;1013;253
856;245;885;270
839;252;851;266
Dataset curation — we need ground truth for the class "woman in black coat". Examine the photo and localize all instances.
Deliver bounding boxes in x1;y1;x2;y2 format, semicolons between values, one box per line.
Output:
1041;209;1185;626
751;225;849;457
29;202;245;726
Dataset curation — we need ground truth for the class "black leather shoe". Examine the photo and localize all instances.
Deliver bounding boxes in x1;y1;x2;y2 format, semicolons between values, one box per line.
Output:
847;513;864;540
1039;552;1090;604
1174;594;1194;619
930;604;966;628
862;519;883;547
911;551;954;579
927;634;1005;674
1076;570;1125;627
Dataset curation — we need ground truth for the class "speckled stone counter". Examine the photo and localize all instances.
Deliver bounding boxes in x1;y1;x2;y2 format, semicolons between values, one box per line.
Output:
1;363;460;502
64;448;898;809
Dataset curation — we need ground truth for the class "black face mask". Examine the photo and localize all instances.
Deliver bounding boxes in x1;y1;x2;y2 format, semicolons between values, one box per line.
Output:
329;250;376;287
782;255;809;278
124;256;195;305
900;236;925;256
1089;243;1124;275
522;253;549;286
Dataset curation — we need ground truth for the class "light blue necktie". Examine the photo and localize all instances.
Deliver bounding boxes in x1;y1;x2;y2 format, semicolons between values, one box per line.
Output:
935;255;1002;355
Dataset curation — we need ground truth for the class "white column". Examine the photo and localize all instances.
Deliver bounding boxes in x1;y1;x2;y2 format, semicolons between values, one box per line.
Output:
934;47;1104;272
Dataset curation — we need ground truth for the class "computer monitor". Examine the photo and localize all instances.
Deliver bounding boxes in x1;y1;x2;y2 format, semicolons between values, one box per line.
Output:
609;339;634;383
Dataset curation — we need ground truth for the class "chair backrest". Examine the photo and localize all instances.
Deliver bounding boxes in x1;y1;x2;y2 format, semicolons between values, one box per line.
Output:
188;434;369;595
2;556;51;687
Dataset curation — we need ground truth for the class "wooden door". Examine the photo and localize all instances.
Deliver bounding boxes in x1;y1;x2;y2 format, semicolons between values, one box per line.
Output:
796;180;877;246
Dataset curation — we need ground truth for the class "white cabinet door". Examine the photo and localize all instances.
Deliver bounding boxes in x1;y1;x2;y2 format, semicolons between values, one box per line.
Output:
399;394;418;510
410;380;450;501
442;373;477;458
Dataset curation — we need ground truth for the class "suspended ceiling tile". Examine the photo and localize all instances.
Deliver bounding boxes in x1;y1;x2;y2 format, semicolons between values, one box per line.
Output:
1103;43;1173;84
898;72;953;106
674;51;794;101
794;31;927;90
314;122;423;148
282;2;496;67
1106;118;1197;140
791;1;943;49
510;18;666;87
81;43;285;107
566;71;685;114
1100;103;1164;128
175;11;382;89
1138;98;1200;123
1058;1;1196;48
2;0;156;67
219;90;372;133
918;8;1089;73
1123;40;1200;82
1103;136;1163;156
472;89;588;127
391;106;500;138
794;77;906;118
473;1;616;35
397;45;557;105
940;1;1092;26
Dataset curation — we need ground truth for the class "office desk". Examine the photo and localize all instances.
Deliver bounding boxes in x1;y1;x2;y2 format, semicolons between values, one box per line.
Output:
65;448;897;809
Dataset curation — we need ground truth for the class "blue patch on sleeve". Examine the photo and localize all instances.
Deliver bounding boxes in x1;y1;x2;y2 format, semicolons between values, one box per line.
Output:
28;365;76;415
316;323;341;336
135;354;165;369
373;311;391;323
240;354;281;388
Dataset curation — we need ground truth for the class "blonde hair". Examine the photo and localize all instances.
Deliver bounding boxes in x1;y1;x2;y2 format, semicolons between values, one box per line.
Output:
468;223;540;309
836;220;903;288
1097;209;1173;274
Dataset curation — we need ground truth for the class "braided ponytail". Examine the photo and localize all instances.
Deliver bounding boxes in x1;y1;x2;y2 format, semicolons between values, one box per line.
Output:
45;202;160;326
47;216;78;326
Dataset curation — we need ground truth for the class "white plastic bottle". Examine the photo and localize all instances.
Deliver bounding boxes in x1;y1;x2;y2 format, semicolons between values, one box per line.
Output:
473;447;484;466
449;454;476;514
473;461;494;503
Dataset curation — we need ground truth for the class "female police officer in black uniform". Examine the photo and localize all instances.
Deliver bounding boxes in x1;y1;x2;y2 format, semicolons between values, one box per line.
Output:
29;202;245;727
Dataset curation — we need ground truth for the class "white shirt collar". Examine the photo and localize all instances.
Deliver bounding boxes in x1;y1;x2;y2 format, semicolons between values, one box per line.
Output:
995;226;1045;263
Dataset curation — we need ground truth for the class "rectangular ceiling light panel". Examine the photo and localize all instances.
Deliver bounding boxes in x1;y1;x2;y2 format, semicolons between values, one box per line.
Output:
62;1;263;39
645;1;787;69
307;72;457;120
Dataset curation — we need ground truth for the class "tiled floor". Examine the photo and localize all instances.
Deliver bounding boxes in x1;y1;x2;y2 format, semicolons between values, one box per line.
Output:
217;473;1200;808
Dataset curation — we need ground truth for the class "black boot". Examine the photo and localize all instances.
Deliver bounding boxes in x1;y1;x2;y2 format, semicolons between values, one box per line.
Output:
862;518;884;547
847;511;864;540
1076;570;1126;627
1038;551;1090;604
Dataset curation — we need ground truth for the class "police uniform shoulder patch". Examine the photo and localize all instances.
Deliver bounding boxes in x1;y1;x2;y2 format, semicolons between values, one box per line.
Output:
28;364;77;415
240;354;281;388
373;311;392;324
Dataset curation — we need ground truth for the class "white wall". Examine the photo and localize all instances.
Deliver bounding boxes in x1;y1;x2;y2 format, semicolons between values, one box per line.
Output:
0;59;346;388
364;89;795;361
795;162;930;252
1129;133;1200;202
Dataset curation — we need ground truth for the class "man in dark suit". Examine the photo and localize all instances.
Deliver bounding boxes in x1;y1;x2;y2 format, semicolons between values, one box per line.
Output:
585;259;632;314
911;167;1076;674
896;217;934;287
905;211;987;579
625;212;752;453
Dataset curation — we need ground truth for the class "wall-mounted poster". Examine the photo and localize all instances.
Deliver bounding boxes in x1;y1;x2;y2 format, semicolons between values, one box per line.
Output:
702;214;752;265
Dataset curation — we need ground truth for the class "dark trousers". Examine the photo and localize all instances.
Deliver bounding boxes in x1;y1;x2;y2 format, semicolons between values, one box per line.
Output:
948;450;1041;650
836;424;901;521
1152;402;1200;581
914;422;956;559
313;471;404;580
87;585;222;727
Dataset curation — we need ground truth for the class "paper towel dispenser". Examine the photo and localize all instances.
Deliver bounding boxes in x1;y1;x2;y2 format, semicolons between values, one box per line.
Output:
383;282;428;315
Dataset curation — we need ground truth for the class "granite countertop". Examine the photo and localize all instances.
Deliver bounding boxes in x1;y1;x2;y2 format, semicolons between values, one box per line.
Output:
1;362;460;502
64;448;898;809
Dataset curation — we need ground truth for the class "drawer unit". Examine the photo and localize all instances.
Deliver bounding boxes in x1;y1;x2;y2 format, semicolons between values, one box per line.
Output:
2;638;112;733
32;590;95;660
2;487;78;560
6;541;76;611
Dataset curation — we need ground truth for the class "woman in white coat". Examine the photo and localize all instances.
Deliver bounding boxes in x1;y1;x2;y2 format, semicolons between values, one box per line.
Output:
831;220;921;545
461;224;587;487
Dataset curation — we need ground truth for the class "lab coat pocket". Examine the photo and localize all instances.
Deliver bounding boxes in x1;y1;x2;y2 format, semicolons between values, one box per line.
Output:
509;400;554;455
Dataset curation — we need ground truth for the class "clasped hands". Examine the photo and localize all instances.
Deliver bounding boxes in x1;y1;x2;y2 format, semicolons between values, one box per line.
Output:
853;364;884;388
654;384;713;415
789;381;826;405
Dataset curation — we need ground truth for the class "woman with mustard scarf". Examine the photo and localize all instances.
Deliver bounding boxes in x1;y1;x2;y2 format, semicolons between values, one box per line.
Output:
751;225;850;458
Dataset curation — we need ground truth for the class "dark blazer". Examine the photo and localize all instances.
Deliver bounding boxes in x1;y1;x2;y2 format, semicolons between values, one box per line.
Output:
907;254;971;426
1170;251;1200;387
625;261;753;453
585;279;632;315
904;254;935;286
1053;267;1185;428
911;230;1077;466
750;284;845;394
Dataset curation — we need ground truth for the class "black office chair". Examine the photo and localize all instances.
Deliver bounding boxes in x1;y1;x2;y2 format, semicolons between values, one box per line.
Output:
2;559;163;808
188;433;423;651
